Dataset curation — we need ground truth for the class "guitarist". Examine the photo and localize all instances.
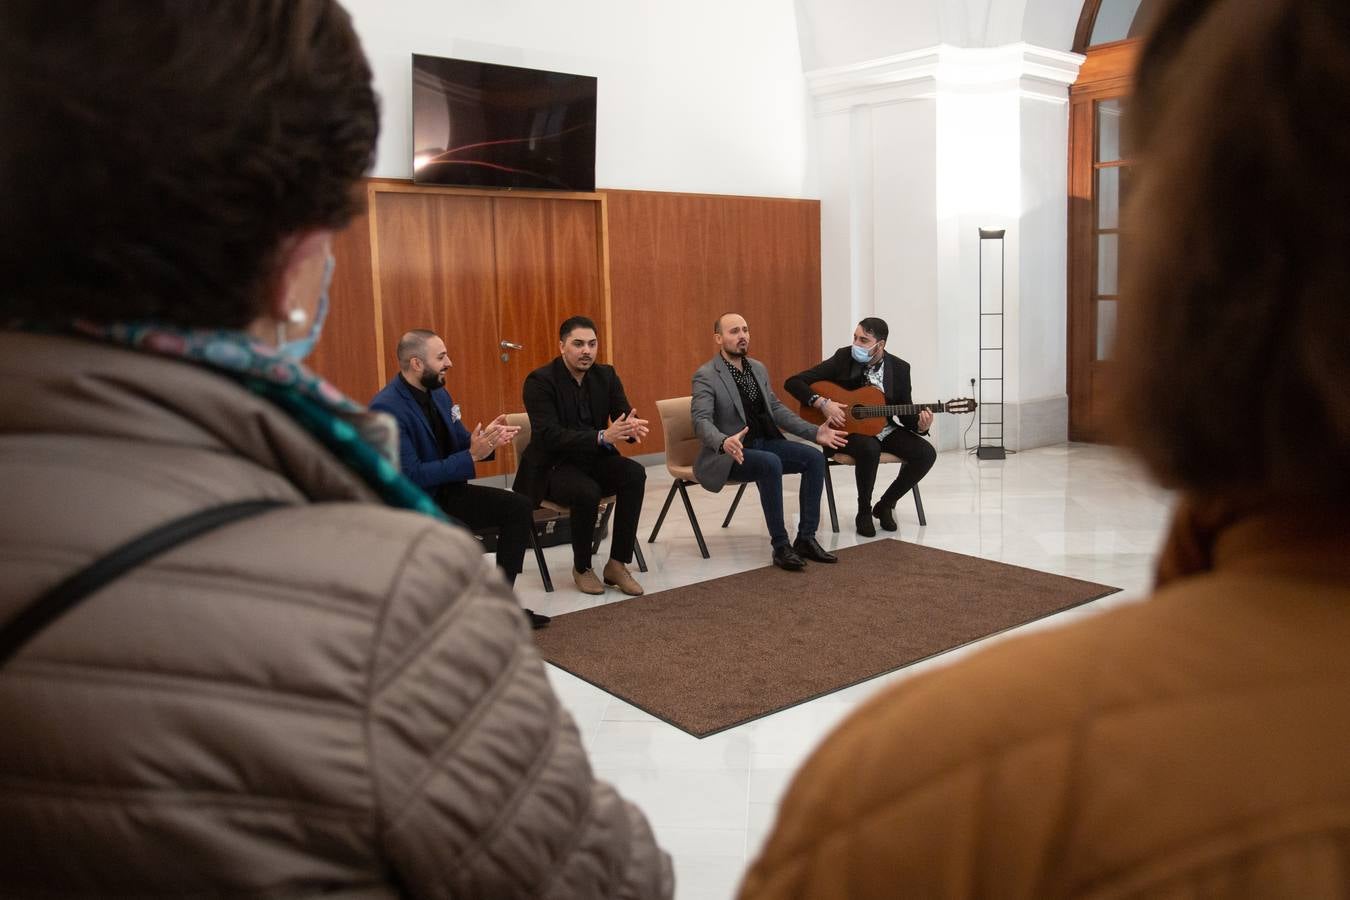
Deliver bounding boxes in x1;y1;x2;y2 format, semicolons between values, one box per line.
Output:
785;317;936;537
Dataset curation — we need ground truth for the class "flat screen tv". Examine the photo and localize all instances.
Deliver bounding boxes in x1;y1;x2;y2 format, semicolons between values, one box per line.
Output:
412;54;597;191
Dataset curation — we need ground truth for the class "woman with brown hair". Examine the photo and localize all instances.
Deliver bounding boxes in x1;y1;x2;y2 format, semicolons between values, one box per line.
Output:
739;1;1350;896
0;2;670;896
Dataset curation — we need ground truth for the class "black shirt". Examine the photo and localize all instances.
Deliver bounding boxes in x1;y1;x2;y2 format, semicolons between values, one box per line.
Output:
562;370;598;429
412;386;453;458
723;356;782;442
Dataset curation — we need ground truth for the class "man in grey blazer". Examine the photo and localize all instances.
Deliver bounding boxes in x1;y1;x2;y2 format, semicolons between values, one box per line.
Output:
692;313;849;570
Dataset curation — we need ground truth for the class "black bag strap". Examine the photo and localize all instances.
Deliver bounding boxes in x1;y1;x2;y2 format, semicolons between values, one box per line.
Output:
0;499;287;669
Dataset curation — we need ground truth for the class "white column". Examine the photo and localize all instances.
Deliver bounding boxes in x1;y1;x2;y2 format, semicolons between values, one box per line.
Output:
807;43;1082;451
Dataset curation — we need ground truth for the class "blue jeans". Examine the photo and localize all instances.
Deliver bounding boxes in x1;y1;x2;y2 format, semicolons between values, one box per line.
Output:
728;438;825;548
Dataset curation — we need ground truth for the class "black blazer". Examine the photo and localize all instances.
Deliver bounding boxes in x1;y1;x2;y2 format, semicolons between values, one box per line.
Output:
512;356;634;504
784;347;921;432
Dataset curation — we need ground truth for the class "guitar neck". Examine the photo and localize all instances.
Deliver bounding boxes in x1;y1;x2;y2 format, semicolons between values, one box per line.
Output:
853;402;944;419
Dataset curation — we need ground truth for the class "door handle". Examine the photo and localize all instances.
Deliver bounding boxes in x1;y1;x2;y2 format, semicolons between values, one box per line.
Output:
500;340;523;350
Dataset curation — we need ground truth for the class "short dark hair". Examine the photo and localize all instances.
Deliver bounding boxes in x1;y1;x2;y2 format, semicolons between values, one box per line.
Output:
857;317;889;342
1113;0;1350;500
559;316;597;340
0;0;378;328
396;329;439;371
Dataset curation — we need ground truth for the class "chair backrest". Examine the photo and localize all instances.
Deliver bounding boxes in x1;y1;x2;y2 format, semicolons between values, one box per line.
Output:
656;396;701;471
506;412;531;461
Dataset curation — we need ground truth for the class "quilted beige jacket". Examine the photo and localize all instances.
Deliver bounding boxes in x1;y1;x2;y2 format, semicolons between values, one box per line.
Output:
0;332;672;899
740;501;1350;898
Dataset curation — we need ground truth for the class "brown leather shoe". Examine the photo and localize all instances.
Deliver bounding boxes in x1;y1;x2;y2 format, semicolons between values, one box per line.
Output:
602;559;645;596
573;567;604;595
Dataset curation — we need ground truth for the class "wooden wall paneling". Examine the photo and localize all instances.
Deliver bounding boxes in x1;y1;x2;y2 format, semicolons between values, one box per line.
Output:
372;190;511;476
309;206;380;403
493;197;608;420
605;190;822;456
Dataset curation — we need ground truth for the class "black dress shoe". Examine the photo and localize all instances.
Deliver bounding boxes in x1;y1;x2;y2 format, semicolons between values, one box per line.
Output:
855;510;876;537
772;544;807;571
523;608;551;629
792;535;838;563
872;503;898;532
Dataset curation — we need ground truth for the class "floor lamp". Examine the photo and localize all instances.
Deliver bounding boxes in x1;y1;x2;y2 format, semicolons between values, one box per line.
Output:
977;228;1007;460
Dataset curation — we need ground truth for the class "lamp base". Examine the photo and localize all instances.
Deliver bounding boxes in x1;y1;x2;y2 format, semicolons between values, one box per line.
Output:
976;446;1007;460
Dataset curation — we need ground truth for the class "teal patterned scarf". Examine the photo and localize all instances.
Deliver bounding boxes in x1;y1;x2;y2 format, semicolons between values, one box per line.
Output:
70;321;446;521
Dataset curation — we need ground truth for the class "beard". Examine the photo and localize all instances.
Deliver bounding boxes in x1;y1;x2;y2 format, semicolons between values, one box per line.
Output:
419;368;444;391
725;343;748;358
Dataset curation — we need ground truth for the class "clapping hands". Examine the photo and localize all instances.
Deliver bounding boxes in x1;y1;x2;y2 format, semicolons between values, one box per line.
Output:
469;414;520;461
604;409;650;445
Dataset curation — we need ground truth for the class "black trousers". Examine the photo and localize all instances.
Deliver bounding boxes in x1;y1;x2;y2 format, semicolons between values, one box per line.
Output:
544;455;646;572
436;483;533;586
837;428;937;509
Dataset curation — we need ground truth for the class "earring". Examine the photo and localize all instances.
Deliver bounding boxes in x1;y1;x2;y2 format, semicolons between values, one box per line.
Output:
276;308;308;349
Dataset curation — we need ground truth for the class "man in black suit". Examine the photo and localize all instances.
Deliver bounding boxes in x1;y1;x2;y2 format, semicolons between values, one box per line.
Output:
514;316;649;596
785;317;936;537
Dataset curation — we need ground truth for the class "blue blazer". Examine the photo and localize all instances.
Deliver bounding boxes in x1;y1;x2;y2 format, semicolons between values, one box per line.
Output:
370;375;476;490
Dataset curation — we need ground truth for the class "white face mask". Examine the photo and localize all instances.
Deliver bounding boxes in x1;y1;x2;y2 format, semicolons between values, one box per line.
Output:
276;252;334;361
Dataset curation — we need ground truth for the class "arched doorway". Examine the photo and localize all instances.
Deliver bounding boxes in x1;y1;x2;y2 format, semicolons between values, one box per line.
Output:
1066;0;1151;439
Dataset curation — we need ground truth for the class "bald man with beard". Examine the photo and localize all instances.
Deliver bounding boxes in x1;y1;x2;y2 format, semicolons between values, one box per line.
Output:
371;329;549;628
691;313;849;570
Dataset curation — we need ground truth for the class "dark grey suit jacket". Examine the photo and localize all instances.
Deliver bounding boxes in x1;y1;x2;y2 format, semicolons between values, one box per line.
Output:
690;354;817;492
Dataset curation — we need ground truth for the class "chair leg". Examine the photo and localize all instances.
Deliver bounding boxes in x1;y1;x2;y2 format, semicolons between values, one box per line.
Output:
592;502;615;555
648;481;679;543
823;462;839;533
912;483;927;527
528;526;553;593
677;481;711;559
722;482;748;528
633;541;648;573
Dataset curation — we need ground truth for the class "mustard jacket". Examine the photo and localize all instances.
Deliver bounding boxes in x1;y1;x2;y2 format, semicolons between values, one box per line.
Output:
741;501;1350;898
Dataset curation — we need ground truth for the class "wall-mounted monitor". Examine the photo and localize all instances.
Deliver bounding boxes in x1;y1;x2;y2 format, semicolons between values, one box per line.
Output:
411;54;597;191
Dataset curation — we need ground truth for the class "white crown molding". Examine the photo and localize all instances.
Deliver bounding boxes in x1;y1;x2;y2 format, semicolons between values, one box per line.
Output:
807;43;1085;115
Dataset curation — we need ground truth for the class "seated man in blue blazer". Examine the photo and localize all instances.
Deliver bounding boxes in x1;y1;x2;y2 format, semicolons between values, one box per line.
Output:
371;329;548;628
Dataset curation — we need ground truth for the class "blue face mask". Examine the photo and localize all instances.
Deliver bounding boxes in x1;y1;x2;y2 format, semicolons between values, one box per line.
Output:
276;252;335;361
851;343;873;365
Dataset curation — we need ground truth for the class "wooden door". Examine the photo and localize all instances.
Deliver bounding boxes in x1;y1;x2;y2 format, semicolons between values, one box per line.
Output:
1068;41;1138;440
373;191;511;476
493;197;609;424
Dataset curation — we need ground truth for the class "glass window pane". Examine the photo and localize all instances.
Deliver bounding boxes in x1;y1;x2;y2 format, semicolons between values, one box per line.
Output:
1090;0;1145;46
1096;299;1118;360
1097;99;1126;162
1097;234;1118;296
1097;167;1120;229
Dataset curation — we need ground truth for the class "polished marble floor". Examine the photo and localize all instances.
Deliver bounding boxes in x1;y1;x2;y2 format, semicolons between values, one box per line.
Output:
506;442;1174;900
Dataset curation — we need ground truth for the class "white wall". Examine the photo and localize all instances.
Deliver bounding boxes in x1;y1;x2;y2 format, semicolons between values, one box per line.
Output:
343;0;815;198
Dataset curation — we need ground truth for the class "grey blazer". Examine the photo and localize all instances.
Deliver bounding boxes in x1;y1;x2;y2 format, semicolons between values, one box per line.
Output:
691;354;818;492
